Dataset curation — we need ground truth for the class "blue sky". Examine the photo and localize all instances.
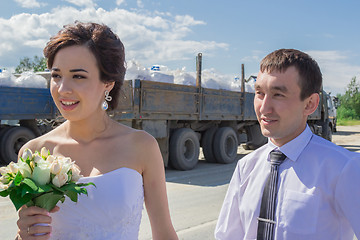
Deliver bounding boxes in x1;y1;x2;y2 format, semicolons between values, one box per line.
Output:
1;0;359;95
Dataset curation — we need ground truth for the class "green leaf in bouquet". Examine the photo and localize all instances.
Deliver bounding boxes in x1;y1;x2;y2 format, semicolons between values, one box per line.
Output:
0;189;10;197
21;184;34;197
50;184;65;194
22;178;38;192
38;184;52;193
31;192;65;212
25;158;32;169
59;182;77;192
80;182;96;188
20;179;53;197
20;193;36;207
65;190;78;202
12;172;23;187
74;186;88;195
10;190;31;211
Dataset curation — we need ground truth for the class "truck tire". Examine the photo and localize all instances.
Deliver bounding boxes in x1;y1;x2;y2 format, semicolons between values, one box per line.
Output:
0;126;12;164
244;124;267;150
0;126;36;164
201;127;217;163
321;121;332;142
213;127;238;164
169;128;200;170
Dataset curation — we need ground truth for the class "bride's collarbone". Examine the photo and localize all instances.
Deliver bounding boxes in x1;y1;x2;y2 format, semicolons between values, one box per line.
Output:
76;152;141;176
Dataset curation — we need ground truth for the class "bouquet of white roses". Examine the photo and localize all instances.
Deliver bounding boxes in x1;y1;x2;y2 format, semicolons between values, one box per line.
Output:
0;147;94;211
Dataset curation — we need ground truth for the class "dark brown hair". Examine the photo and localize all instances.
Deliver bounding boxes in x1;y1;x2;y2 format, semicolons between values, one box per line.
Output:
260;49;322;100
43;21;126;110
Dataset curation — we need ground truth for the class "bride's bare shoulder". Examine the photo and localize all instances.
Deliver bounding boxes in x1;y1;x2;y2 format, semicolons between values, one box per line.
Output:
18;124;66;157
114;122;156;144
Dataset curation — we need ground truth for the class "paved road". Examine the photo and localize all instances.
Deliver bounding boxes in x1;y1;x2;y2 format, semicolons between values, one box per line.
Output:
139;150;251;240
1;125;359;240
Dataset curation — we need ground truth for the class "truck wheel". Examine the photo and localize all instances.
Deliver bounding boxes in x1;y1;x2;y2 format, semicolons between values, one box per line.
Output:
213;127;238;164
0;127;12;164
244;124;267;150
169;128;200;171
321;121;332;141
201;127;217;163
0;126;36;164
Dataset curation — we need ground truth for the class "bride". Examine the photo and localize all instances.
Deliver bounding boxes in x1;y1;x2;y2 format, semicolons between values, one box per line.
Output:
15;21;178;240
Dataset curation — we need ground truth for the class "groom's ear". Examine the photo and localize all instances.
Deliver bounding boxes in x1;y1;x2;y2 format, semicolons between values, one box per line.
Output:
304;93;320;116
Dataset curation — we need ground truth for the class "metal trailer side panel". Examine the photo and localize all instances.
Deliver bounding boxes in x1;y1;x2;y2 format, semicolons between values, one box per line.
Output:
113;80;136;119
201;88;243;120
308;90;326;121
115;80;257;122
135;80;199;120
242;92;257;121
112;79;264;168
0;87;56;120
308;104;322;120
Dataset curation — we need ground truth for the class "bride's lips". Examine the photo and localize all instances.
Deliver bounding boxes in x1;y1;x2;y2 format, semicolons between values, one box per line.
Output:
59;99;80;111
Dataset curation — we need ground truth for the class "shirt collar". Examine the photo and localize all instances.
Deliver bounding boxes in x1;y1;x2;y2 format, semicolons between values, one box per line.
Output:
266;125;313;162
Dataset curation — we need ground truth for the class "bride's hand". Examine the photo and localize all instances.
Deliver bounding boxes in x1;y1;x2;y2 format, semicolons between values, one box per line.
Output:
16;205;59;240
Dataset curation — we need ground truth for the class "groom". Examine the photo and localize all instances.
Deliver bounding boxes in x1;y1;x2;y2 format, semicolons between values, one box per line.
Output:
214;48;360;239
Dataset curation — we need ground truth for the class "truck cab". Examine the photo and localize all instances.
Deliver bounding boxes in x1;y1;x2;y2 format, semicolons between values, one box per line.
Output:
326;94;337;133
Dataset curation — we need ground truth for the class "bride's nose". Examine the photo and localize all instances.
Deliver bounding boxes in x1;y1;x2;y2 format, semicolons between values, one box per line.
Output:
56;77;73;95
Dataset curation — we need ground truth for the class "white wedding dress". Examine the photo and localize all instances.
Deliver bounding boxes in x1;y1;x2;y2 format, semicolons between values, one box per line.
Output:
50;168;144;240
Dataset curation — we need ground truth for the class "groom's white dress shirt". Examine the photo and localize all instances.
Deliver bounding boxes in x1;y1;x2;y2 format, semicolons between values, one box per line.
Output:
215;125;360;240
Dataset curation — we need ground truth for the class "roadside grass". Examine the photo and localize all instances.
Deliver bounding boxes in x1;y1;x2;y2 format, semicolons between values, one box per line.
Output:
337;118;360;126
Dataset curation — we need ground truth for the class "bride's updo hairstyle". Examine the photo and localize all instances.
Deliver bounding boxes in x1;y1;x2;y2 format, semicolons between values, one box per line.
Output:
43;21;126;111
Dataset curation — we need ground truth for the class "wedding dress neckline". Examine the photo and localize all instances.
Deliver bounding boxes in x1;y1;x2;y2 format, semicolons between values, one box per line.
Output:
51;166;144;240
81;167;142;179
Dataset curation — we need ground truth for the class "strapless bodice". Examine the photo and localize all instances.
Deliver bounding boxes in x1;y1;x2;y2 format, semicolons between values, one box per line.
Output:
50;168;144;240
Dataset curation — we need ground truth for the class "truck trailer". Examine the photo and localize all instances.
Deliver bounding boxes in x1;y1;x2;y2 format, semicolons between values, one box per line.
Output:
0;54;336;170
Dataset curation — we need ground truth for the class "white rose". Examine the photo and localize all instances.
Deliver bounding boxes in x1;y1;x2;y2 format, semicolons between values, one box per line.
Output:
46;155;56;163
32;160;51;186
0;166;10;176
0;175;8;184
8;162;19;174
57;157;73;175
52;172;68;188
40;147;49;158
71;164;82;182
33;153;43;163
21;149;33;161
16;161;32;178
50;160;61;175
0;182;9;191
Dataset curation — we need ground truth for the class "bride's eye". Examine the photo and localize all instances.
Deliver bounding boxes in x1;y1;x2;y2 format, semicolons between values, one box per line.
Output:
51;73;61;80
73;74;86;79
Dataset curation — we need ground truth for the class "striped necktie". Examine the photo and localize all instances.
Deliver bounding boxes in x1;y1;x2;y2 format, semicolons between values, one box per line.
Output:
257;150;287;240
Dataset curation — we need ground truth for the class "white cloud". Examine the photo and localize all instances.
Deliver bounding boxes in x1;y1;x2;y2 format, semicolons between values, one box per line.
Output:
241;50;264;63
239;50;360;95
0;5;227;72
24;39;48;48
307;50;360;95
116;0;125;6
63;0;96;8
307;50;347;61
137;0;144;8
14;0;45;8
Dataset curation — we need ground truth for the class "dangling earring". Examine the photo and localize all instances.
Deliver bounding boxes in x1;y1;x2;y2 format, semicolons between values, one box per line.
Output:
102;90;112;111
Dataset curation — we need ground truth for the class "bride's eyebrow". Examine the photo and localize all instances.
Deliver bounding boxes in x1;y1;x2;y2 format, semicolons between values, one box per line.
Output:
69;69;88;73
